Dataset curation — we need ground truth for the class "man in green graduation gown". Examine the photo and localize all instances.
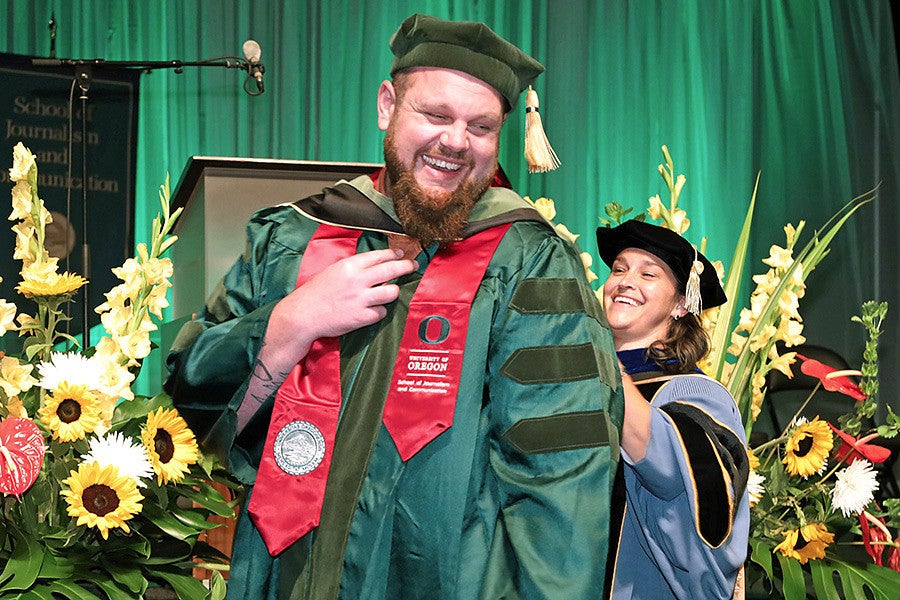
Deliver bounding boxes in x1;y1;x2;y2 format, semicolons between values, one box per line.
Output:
166;13;623;600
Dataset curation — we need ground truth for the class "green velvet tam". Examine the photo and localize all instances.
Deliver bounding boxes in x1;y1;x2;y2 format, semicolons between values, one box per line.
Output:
389;13;544;110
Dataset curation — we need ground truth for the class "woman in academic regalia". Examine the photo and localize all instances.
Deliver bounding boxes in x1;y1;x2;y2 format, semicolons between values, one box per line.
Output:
597;220;750;599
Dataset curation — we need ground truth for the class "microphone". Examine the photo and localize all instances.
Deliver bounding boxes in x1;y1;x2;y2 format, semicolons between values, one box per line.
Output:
242;39;265;94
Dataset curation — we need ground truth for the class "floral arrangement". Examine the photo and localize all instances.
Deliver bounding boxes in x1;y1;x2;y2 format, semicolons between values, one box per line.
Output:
0;143;237;599
531;147;900;598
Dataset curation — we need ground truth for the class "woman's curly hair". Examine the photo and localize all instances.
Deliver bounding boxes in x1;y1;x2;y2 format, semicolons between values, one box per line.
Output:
646;312;709;374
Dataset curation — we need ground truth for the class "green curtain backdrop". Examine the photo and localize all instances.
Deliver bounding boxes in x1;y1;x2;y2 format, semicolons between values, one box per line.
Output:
2;0;898;413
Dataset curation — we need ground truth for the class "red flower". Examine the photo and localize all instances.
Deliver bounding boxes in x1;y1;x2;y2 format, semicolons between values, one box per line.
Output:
830;425;891;465
0;417;45;497
889;538;900;573
797;354;866;401
860;512;888;566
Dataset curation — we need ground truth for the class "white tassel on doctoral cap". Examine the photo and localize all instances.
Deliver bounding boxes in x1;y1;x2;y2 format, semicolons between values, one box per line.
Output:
685;255;704;315
524;86;560;173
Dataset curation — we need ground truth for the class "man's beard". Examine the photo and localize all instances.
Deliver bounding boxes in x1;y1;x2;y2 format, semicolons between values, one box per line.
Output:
384;128;496;247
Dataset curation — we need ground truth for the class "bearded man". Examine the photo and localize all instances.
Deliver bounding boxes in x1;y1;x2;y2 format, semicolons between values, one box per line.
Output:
166;13;623;600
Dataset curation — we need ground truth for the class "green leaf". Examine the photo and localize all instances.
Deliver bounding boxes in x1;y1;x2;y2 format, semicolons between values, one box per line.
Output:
152;570;212;600
810;557;900;600
141;501;207;539
170;505;226;531
749;538;775;581
0;527;44;591
35;551;75;581
16;586;58;600
709;173;758;385
95;528;153;559
775;552;807;600
43;579;105;600
190;541;231;565
188;464;244;496
808;559;844;600
92;578;146;600
746;537;880;600
127;517;198;567
209;570;227;600
103;562;146;595
174;484;236;517
195;451;217;477
93;577;142;600
24;341;51;361
137;539;194;566
767;457;789;495
111;394;172;427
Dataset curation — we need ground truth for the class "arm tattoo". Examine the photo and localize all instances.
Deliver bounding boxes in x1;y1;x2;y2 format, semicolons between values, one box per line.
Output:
247;342;290;407
237;343;292;432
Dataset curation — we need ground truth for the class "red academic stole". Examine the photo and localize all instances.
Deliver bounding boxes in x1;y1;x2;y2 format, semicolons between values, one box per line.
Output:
248;222;510;556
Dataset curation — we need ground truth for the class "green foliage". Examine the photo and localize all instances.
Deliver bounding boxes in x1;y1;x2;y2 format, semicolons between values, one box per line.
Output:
0;395;240;599
599;201;645;227
560;147;900;598
748;538;900;600
1;145;240;598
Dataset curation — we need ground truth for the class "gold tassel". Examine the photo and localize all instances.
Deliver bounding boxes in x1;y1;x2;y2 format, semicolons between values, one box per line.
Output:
685;258;703;315
524;86;560;173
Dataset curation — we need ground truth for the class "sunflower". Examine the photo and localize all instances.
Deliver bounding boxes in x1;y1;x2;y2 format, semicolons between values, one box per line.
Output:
61;461;143;539
141;407;199;484
783;417;833;477
38;382;102;442
774;523;834;564
16;268;87;300
747;447;761;470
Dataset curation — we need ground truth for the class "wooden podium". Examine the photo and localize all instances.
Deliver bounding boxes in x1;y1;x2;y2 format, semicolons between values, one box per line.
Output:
168;156;381;321
164;156;380;579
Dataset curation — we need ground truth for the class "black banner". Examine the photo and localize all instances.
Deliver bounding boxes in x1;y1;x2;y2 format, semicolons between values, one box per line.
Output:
0;53;139;347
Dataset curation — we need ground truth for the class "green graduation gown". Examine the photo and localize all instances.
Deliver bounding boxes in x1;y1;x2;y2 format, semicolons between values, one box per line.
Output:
165;175;624;599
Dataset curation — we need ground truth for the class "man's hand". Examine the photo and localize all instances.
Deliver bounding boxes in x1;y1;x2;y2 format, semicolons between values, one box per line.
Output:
236;249;416;432
270;248;416;351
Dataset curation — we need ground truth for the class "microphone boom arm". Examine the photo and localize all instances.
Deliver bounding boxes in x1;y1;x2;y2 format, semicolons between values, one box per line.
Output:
31;55;265;96
31;56;253;73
